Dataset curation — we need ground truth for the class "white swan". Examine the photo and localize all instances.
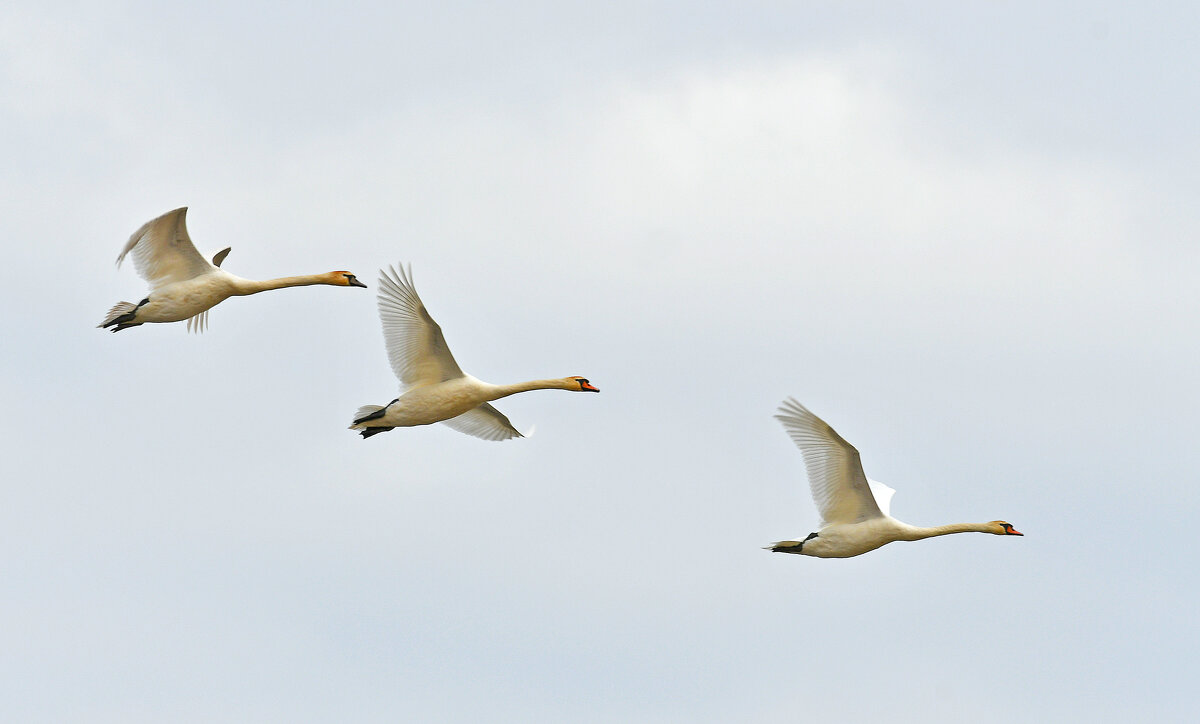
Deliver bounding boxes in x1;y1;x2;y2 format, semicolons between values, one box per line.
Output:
349;263;599;441
767;398;1022;558
99;207;367;332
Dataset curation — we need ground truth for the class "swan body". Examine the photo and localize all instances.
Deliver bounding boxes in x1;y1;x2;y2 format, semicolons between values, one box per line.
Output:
767;398;1022;558
99;207;366;332
350;264;598;441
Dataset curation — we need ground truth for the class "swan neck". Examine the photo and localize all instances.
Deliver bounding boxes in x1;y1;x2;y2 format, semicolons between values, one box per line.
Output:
233;274;330;295
902;522;994;540
488;379;570;398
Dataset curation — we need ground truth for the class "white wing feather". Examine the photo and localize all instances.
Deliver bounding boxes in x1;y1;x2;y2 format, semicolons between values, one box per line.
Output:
867;479;896;518
376;264;465;390
186;310;210;334
116;207;214;290
441;404;524;441
775;398;885;525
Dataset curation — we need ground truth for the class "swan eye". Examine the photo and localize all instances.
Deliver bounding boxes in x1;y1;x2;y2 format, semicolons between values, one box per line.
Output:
572;377;599;392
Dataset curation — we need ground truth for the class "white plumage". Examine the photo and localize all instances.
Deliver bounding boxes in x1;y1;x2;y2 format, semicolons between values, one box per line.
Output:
99;207;366;333
350;264;599;441
768;398;1022;558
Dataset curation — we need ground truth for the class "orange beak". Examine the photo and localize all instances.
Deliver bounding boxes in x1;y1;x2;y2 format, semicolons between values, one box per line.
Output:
1007;526;1023;536
580;380;600;392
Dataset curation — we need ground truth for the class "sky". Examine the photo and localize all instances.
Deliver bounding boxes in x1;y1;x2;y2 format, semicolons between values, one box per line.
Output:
2;1;1198;721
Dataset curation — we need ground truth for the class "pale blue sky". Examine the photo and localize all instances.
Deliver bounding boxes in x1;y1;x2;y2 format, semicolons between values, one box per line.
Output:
2;2;1197;721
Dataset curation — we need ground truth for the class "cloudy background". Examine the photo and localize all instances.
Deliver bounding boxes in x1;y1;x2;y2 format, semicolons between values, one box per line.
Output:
2;1;1197;721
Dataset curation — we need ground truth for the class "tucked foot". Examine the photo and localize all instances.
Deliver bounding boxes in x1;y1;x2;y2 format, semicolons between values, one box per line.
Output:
765;532;818;554
359;426;395;439
766;541;806;554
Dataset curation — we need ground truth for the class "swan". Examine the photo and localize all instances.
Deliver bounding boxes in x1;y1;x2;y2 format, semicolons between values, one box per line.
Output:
99;207;367;332
767;398;1022;558
349;263;599;441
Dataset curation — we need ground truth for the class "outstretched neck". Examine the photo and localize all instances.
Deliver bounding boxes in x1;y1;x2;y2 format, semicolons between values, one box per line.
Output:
232;274;334;295
899;522;996;541
487;378;575;399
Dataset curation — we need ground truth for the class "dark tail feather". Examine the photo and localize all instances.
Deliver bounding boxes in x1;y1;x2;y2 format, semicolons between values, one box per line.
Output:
766;540;806;554
359;426;395;439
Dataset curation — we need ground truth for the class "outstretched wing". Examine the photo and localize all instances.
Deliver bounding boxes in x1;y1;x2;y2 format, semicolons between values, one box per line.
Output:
116;207;214;289
775;398;885;526
376;264;465;390
441;403;524;441
867;479;896;518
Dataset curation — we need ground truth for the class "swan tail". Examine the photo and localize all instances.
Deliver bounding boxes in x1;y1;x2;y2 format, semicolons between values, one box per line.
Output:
350;405;387;427
99;301;140;330
765;540;806;554
350;404;396;439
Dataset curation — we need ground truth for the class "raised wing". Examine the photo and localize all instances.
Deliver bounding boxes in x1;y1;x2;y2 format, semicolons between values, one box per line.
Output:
775;398;884;525
441;403;524;441
376;264;465;390
116;207;214;289
867;479;896;518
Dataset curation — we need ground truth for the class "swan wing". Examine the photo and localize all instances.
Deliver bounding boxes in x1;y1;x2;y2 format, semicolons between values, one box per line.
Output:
115;207;214;289
377;263;465;389
185;310;210;334
441;403;524;441
775;398;884;525
867;479;896;518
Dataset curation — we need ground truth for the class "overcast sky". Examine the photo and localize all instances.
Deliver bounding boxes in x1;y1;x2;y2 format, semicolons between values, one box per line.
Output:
2;2;1198;722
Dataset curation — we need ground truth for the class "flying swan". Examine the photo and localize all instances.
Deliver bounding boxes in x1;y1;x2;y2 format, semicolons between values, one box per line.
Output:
767;397;1022;558
349;263;599;441
99;207;366;332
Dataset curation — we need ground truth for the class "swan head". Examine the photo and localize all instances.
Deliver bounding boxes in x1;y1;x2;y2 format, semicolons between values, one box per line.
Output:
329;271;368;288
991;521;1023;536
568;376;599;392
